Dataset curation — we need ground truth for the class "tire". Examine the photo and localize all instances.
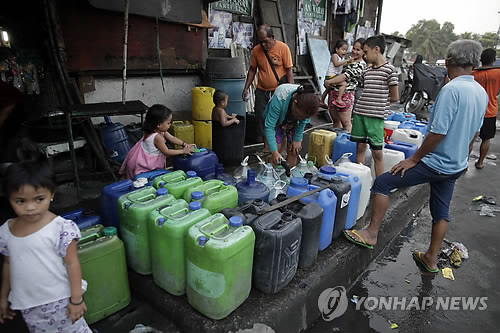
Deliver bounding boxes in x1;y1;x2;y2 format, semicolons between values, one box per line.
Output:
405;93;426;114
400;85;411;104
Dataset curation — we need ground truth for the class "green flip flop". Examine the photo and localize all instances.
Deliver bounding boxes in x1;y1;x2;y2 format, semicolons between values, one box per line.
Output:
343;230;374;249
412;251;439;273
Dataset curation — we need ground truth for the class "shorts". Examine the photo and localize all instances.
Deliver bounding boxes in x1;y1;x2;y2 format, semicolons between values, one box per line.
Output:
21;298;91;333
350;113;384;150
371;161;465;223
275;125;296;147
328;91;355;113
479;116;496;140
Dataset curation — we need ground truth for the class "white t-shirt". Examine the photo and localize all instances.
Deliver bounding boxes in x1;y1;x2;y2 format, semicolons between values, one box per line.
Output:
140;132;162;155
326;54;344;77
0;216;86;310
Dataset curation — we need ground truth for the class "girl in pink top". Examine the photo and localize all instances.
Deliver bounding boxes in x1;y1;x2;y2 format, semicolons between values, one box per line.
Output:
119;104;195;179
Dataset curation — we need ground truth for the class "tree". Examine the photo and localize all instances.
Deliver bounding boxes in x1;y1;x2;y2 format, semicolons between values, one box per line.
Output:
405;19;457;63
391;31;404;37
458;32;481;40
479;32;500;49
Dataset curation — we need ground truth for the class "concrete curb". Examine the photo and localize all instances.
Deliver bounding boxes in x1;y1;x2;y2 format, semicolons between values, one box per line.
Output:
128;184;429;333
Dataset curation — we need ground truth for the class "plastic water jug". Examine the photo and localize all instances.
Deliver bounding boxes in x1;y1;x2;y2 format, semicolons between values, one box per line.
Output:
307;174;351;240
291;157;311;178
251;211;302;294
186;214;255;320
184;179;238;214
100;179;137;231
384;120;401;142
236;169;271;204
62;209;101;230
170;121;194;149
173;147;218;179
204;163;236;185
149;200;211;295
386;111;394;120
385;141;418;159
308;129;337;167
78;225;130;324
221;199;270;226
332;133;357;164
287;177;337;251
333;161;372;220
153;170;204;199
269;198;323;269
392;112;406;122
193;120;212;149
257;163;280;190
404;112;416;121
269;180;287;202
391;128;423;147
117;187;175;274
413;122;428;135
313;165;361;230
398;120;416;130
233;156;251;182
192;86;215;121
307;160;319;174
135;169;170;186
100;116;131;163
370;148;405;180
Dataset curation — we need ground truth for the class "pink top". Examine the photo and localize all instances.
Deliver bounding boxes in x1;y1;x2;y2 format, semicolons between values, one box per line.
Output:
119;132;166;179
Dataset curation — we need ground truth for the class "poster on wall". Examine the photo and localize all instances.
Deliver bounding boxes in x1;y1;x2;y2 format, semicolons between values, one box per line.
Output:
211;0;253;16
208;8;233;49
298;0;325;55
232;22;254;49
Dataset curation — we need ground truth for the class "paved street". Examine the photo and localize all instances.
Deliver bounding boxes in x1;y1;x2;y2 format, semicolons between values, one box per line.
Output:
309;132;500;332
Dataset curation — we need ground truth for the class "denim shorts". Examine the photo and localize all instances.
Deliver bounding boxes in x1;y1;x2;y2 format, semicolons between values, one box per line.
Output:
371;161;465;223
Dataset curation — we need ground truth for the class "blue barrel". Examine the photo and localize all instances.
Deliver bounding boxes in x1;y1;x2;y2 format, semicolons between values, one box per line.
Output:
332;133;357;164
100;117;132;163
62;209;101;229
287;177;337;251
207;79;246;117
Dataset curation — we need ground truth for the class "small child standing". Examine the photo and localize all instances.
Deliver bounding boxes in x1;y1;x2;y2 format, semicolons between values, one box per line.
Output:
119;104;195;179
211;90;240;127
350;35;399;177
321;40;352;108
0;157;90;332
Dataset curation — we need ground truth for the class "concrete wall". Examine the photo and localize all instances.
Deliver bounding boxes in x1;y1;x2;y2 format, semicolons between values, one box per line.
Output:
83;75;201;124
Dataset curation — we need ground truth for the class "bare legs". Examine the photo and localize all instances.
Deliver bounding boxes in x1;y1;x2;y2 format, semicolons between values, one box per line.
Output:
329;106;352;131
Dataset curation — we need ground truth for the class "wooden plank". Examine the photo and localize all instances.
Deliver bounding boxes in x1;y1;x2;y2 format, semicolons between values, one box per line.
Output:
258;0;287;44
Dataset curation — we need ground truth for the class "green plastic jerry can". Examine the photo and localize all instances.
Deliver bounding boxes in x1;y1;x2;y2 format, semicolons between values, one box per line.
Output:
153;170;203;199
185;214;255;320
117;186;175;274
78;225;131;324
183;180;238;214
148;200;211;295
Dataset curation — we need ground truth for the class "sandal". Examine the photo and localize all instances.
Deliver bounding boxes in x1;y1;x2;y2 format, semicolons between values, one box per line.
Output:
332;99;346;108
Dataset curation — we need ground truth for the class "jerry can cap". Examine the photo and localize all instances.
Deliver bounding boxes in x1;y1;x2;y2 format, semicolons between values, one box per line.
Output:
133;180;145;188
290;177;308;187
157;217;166;226
198;236;207;246
187;171;197;178
189;201;202;211
191;191;203;200
156;188;168;196
307;161;314;166
229;216;243;227
320;166;336;174
103;226;117;236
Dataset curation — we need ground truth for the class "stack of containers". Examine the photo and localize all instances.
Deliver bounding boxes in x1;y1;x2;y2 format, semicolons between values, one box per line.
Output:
62;209;101;230
148;200;211;295
152;170;203;199
100;179;139;231
77;225;130;324
391;128;424;147
332;133;357;164
183;179;238;214
192;87;214;149
186;214;255;319
117;187;175;274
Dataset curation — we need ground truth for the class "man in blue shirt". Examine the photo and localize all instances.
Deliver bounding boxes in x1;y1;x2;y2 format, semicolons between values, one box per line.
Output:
344;40;488;273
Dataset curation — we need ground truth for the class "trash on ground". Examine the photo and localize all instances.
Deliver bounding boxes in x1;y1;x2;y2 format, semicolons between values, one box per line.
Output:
388;320;399;329
485;161;496;166
442;267;455;280
130;324;163;333
479;203;500;217
332;328;340;332
405;279;411;284
486;154;497;160
442;240;469;259
449;248;462;267
472;195;497;205
351;295;359;304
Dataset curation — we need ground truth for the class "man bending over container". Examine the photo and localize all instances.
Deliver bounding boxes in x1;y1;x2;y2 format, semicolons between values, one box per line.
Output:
344;40;488;273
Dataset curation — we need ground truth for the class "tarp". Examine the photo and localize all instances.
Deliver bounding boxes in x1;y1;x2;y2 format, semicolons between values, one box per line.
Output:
412;64;446;100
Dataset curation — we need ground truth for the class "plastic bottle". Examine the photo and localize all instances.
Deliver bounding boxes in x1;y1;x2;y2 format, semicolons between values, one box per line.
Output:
307;161;319;175
236;169;271;204
233;156;251;182
257;163;279;191
334;153;353;166
291;156;310;178
268;180;288;202
324;155;334;167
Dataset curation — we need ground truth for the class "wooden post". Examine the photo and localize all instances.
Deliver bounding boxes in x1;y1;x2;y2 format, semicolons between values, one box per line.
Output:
122;0;129;104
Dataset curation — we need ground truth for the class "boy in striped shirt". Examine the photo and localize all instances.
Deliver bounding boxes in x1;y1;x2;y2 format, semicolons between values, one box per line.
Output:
350;35;399;177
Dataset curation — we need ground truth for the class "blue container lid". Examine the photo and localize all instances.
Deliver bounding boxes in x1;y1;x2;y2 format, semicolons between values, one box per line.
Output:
191;191;203;200
187;170;197;178
290;177;308;187
229;216;243;227
157;217;166;226
319;166;336;175
198;236;207;246
189;201;202;211
156;188;168;196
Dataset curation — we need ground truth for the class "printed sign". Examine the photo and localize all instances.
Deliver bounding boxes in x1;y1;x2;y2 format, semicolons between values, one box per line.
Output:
303;0;326;22
211;0;254;16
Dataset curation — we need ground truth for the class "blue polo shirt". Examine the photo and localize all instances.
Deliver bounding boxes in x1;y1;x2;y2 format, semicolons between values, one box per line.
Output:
422;75;488;174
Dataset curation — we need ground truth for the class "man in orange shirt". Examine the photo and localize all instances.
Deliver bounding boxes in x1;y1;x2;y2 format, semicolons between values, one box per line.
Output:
470;48;500;169
242;24;294;154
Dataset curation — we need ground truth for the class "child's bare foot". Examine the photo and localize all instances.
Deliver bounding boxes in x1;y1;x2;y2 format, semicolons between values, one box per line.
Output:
332;99;346;108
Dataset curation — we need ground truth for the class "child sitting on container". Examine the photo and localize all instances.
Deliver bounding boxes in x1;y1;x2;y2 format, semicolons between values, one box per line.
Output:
211;90;240;127
0;156;91;332
119;104;195;179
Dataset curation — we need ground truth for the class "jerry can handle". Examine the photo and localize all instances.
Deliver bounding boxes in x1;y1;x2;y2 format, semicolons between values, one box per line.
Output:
78;232;101;245
200;221;229;236
172;121;184;125
169;207;189;218
205;183;225;196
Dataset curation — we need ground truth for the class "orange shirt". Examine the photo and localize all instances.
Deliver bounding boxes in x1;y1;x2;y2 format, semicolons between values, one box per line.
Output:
473;68;500;118
250;40;293;91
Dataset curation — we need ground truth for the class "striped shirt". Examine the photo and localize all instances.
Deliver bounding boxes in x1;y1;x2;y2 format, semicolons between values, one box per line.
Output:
354;63;398;119
334;60;366;92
